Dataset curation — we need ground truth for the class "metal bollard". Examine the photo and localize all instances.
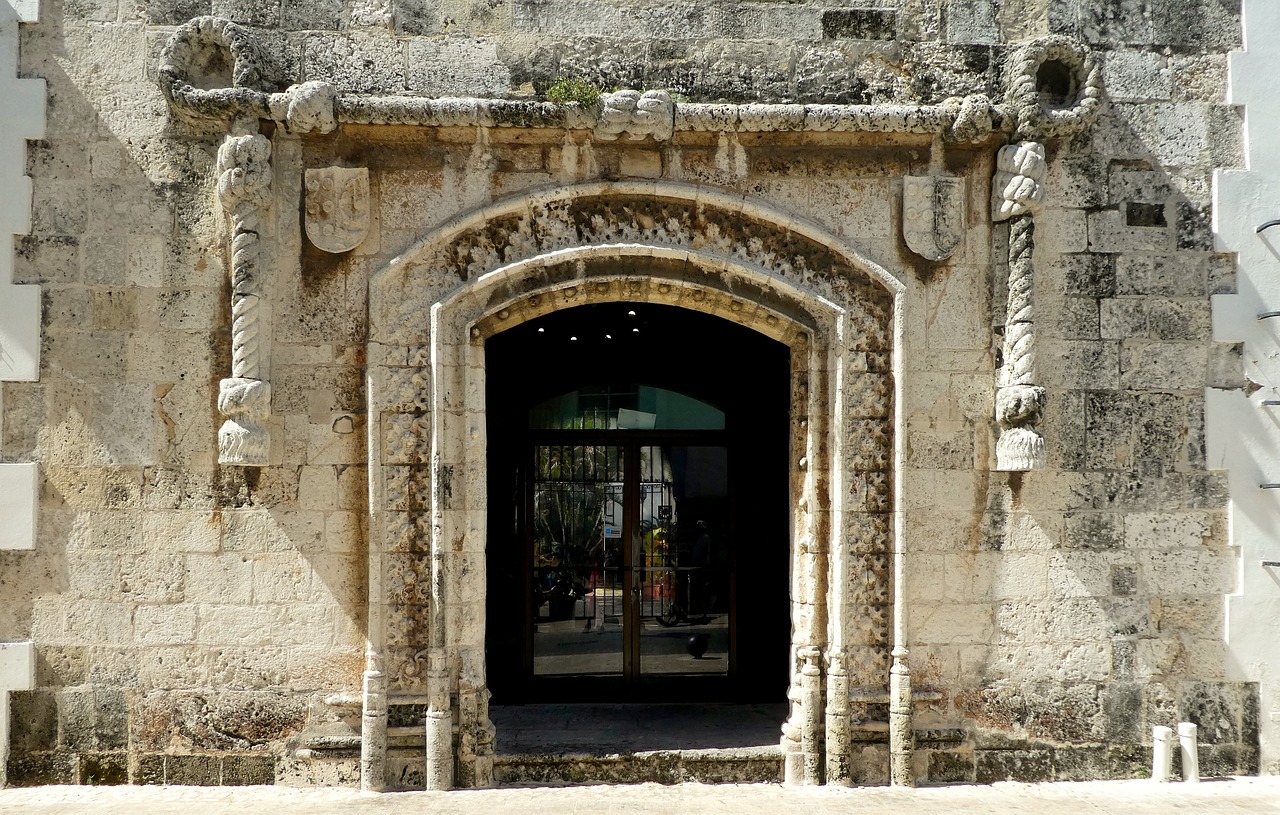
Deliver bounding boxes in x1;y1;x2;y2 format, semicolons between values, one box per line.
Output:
1152;725;1174;782
1178;722;1200;783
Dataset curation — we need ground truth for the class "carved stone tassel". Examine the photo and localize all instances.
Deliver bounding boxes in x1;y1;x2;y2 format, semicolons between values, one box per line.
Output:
215;133;272;466
992;141;1047;472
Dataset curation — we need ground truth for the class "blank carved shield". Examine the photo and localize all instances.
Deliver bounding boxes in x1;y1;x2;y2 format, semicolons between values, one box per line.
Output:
305;166;370;253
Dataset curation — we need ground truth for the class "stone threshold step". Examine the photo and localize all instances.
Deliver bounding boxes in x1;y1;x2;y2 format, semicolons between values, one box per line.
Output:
494;746;783;785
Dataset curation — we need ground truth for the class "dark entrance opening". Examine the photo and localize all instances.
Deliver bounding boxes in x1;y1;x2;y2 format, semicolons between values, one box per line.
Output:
485;303;790;704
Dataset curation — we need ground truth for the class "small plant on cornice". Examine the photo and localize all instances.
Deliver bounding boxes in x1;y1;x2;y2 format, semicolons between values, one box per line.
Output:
545;77;603;108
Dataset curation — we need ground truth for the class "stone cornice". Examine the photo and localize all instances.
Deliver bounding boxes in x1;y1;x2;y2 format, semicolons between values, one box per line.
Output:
158;17;1103;143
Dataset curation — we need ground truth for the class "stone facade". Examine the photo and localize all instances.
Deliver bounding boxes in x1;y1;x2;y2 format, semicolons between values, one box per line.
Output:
0;0;1268;791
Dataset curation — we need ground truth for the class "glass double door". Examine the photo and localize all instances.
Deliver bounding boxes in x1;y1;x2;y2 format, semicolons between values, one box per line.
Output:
525;437;732;690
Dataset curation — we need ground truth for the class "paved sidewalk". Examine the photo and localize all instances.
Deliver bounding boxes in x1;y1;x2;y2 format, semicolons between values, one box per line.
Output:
1;777;1279;815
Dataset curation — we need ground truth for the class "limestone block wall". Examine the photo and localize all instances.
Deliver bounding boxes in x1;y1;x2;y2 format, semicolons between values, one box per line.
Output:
0;0;1260;790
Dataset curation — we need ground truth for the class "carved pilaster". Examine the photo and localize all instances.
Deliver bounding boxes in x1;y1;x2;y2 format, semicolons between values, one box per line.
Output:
798;645;824;785
781;669;804;785
215;133;272;466
457;684;496;788
424;646;452;789
824;649;851;786
359;647;387;791
888;645;913;786
424;708;453;791
992;141;1047;472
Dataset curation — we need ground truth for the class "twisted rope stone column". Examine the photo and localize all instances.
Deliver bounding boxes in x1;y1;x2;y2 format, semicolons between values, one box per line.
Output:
215;133;273;466
992;141;1047;471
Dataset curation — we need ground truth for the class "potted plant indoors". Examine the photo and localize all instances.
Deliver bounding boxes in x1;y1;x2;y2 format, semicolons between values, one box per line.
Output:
531;445;612;621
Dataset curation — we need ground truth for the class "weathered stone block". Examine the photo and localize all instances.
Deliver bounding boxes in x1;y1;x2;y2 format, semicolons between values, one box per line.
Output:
1179;681;1245;744
1052;746;1109;781
1104;50;1172;102
165;753;220;786
1103;681;1142;741
974;748;1053;783
132;0;213;26
59;687;128;751
1040;339;1120;389
185;554;254;604
1110;565;1137;596
79;751;128;785
1119;342;1207;391
404;37;510;96
1057;253;1117;298
6;750;76;786
1107;743;1150;778
138;753;166;785
926;749;974;783
821;9;896;40
221;754;277;785
10;690;57;753
1064;511;1124;550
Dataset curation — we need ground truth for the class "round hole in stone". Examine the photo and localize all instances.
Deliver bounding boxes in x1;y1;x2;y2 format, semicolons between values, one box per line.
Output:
1036;59;1076;107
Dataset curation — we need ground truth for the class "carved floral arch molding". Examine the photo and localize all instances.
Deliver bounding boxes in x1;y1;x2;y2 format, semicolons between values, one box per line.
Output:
361;182;907;790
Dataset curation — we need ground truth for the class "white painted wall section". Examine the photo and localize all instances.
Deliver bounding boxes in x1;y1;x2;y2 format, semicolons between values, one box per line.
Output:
0;463;36;551
1211;0;1280;776
0;0;42;787
1;0;43;383
0;0;43;556
0;641;34;787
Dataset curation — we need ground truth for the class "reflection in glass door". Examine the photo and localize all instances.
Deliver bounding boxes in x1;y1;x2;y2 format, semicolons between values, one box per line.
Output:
527;441;730;687
530;444;625;678
638;445;729;678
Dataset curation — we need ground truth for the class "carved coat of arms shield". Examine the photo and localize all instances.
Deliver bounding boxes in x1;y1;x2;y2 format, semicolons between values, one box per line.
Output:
902;175;966;262
305;167;370;253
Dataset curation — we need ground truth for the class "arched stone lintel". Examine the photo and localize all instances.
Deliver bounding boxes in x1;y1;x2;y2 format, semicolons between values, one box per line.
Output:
454;244;839;341
371;180;907;299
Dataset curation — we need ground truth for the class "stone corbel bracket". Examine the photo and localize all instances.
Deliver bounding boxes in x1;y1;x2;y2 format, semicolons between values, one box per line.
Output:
991;36;1103;472
157;17;1102;144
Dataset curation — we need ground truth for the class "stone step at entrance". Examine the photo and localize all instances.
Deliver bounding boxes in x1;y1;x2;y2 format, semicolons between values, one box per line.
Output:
495;745;783;785
490;702;786;786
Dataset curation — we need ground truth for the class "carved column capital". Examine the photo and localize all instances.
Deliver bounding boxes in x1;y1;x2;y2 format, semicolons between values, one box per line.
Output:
992;141;1046;222
216;133;272;210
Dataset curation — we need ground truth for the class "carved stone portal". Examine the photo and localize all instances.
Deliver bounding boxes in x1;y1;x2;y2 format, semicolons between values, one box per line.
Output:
902;175;965;261
305;166;370;253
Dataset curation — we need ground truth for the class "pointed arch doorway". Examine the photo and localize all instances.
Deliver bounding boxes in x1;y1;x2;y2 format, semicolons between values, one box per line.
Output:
485;302;791;704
